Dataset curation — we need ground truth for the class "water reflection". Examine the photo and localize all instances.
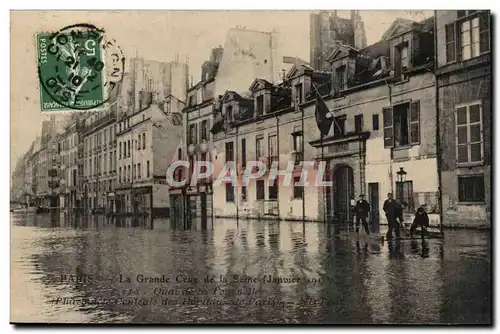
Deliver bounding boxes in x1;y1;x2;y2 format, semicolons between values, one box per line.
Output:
10;213;491;324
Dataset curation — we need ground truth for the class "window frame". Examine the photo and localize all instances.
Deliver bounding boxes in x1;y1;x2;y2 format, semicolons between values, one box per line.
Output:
354;114;364;133
335;65;346;91
268;181;278;201
293;176;304;199
455;100;484;166
446;11;490;64
225;141;235;162
225;183;235;203
256;180;265;201
372;113;380;131
457;174;485;203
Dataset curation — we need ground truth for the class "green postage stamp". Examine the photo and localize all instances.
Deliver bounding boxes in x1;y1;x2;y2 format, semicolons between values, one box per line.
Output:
36;24;125;112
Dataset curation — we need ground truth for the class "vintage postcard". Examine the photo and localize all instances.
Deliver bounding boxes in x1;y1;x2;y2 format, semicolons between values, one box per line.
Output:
10;10;491;325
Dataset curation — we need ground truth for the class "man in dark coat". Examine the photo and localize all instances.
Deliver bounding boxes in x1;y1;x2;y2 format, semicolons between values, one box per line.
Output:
354;194;370;235
410;206;430;239
383;192;400;239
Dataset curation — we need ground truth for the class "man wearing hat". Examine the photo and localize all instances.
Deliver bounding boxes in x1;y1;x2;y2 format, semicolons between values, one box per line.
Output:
354;194;371;235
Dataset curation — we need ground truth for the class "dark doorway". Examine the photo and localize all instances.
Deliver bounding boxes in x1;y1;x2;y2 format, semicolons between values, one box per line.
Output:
368;182;380;233
332;165;354;225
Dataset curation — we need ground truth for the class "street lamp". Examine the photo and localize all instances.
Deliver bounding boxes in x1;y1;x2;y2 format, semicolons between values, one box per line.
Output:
199;139;209;154
396;167;408;208
187;143;197;157
396;167;407;183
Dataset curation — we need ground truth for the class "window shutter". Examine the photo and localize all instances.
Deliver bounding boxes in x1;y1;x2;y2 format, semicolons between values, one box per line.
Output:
194;123;198;144
409;101;420;145
206;119;211;141
479;12;490;54
455;22;462;61
445;23;456;63
199;121;203;142
382;107;393;148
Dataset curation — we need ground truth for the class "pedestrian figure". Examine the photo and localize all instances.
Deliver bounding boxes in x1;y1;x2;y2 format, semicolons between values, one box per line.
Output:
410;206;430;239
354;194;370;235
383;192;400;240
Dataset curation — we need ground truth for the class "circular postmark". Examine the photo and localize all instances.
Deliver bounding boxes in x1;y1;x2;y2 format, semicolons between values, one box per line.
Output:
37;23;125;111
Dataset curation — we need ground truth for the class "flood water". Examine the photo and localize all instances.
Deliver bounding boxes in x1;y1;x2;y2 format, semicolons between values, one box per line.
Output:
10;212;491;324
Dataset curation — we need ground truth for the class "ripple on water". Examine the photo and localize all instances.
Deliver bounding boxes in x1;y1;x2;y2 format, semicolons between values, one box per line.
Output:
10;214;492;324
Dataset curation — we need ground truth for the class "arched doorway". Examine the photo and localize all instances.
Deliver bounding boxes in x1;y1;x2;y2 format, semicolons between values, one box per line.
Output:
332;164;354;224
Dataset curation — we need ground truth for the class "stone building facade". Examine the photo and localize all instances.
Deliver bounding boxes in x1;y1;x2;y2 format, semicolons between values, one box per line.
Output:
435;10;491;228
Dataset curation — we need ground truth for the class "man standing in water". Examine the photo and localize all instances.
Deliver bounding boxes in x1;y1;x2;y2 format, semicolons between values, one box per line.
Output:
354;194;370;235
383;192;400;239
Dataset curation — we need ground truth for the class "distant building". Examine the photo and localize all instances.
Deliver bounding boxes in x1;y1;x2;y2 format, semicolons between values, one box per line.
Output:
172;28;308;223
127;57;189;114
81;109;118;212
57;120;80;211
435;10;491;228
115;91;183;217
310;10;367;71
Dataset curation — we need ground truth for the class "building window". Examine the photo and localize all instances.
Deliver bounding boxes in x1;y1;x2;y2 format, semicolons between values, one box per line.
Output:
225;183;234;203
268;179;278;200
241;186;247;202
396;180;414;212
446;12;489;63
137;163;141;179
189;124;197;145
241;138;246;169
460;18;479;60
142;133;146;150
335;66;346;91
268;134;278;165
127;165;131;182
200;120;208;141
456;102;483;164
256;95;264;116
372;114;380;131
333;116;346;138
225;106;233;124
295;83;303;104
225;141;234;162
293;176;303;199
119;142;122;159
458;175;485;202
118;167;121;183
189;95;196;107
256;180;265;201
384;101;420;148
147;160;150;178
256;136;264;159
292;130;303;164
445;23;456;62
127;140;131;157
400;44;409;70
138;134;141;150
355;114;364;132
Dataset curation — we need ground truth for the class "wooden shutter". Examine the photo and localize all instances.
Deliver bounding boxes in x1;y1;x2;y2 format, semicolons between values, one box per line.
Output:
479;12;490;54
410;101;420;145
382;107;393;148
445;23;456;63
193;123;198;144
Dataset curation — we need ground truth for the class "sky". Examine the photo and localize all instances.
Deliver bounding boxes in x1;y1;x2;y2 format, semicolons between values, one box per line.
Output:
10;10;432;175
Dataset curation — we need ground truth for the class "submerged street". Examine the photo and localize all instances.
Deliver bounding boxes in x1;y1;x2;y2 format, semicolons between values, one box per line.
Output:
10;212;491;324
